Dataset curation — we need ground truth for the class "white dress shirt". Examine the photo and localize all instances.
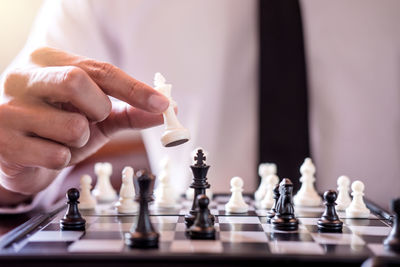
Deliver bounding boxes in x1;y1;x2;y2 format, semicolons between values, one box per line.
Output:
1;0;398;211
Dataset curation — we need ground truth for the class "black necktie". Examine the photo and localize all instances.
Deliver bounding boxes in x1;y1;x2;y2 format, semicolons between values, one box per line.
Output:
258;0;309;190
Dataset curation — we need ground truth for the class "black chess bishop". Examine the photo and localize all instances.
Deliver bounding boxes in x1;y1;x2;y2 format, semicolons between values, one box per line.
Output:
185;149;214;227
384;198;400;252
271;178;298;231
317;190;343;232
60;188;86;231
188;194;216;239
125;170;159;249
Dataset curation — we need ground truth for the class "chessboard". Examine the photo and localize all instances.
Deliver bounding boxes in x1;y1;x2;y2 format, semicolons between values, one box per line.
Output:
0;195;398;266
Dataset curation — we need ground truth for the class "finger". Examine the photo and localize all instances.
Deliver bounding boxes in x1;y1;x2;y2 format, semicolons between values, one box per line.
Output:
4;100;90;148
1;132;71;170
30;47;169;113
4;66;111;122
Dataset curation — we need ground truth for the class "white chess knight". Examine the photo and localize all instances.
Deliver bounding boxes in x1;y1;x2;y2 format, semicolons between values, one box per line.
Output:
254;163;277;202
346;180;370;218
78;174;97;210
154;156;177;209
154;72;190;147
336;175;352;211
225;176;249;213
293;158;322;207
115;166;138;214
92;162;117;203
259;174;279;209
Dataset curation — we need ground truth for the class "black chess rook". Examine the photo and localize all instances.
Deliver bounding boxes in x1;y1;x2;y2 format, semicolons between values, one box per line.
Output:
317;190;343;232
60;188;86;231
384;198;400;252
271;178;298;231
125;170;159;249
188;194;216;240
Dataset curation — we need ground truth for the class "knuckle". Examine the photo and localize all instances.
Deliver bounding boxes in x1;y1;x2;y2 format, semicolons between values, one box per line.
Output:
2;71;22;97
88;60;117;81
65;114;89;146
62;67;86;96
49;146;71;169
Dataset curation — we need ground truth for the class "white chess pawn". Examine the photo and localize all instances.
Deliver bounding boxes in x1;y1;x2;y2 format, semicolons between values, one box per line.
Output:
336;175;352;211
154;157;176;209
254;163;277;202
115;166;138;214
78;174;97;210
92;162;117;203
154;73;190;147
293;158;322;207
225;176;249;213
259;174;279;209
346;180;370;218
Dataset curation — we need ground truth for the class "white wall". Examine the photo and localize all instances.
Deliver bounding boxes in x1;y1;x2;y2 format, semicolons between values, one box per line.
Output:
0;0;43;73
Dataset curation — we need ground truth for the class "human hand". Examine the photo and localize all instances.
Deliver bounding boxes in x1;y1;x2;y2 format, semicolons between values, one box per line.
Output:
0;47;169;204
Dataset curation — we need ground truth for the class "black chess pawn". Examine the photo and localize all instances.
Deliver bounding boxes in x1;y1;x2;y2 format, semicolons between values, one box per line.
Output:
317;190;343;232
271;178;298;231
267;184;280;222
384;198;400;252
125;170;159;248
188;194;216;240
60;188;86;231
185;149;215;227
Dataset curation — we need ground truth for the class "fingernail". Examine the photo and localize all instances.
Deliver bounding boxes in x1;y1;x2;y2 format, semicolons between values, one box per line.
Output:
149;94;169;112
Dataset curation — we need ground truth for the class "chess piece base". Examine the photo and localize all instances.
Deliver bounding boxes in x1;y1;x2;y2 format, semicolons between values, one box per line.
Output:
161;128;190;147
317;219;343;232
60;219;86;231
225;203;249;214
125;232;159;248
188;226;216;240
271;217;298;231
345;209;370;219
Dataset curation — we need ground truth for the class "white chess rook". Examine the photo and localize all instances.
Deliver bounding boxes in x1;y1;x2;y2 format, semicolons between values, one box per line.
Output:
154;157;176;209
336;175;352;211
294;158;322;207
259;174;279;210
346;180;370;218
225;176;249;213
254;163;277;202
154;73;190;147
92;162;117;203
78;174;97;210
115;166;138;214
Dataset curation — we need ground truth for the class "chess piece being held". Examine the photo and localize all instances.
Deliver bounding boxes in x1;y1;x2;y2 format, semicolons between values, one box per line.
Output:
272;178;298;231
383;198;400;252
225;176;249;214
154;72;190;147
154;156;177;210
92;162;117;203
293;158;322;207
78;175;97;210
335;175;352;211
254;163;277;202
317;190;343;232
115;167;138;214
125;170;159;248
60;188;86;231
346;180;370;218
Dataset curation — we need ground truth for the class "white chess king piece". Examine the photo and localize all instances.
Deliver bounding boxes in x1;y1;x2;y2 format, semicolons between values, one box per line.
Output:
154;157;176;209
254;163;277;202
115;166;138;214
336;175;352;211
154;73;190;147
92;162;117;203
293;158;322;207
225;176;249;213
259;174;279;209
78;174;97;210
346;180;370;218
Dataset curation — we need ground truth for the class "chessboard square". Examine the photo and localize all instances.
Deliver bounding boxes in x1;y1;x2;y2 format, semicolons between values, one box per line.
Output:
267;232;313;242
299;218;320;225
220;231;268;243
311;233;365;245
268;241;324;255
81;231;123;240
349;226;392;236
96;216;136;224
153;223;177;231
68;240;124;253
159;231;175;242
304;225;351;234
20;242;72;253
320;244;373;256
87;222;131;232
338;212;378;220
219;223;264;232
170;240;223;253
344;219;389;227
29;231;83;242
360;235;388;243
174;231;220;240
367;243;399;257
150;216;179;224
218;216;260;224
42;223;61;231
222;242;270;253
177;216;186;223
